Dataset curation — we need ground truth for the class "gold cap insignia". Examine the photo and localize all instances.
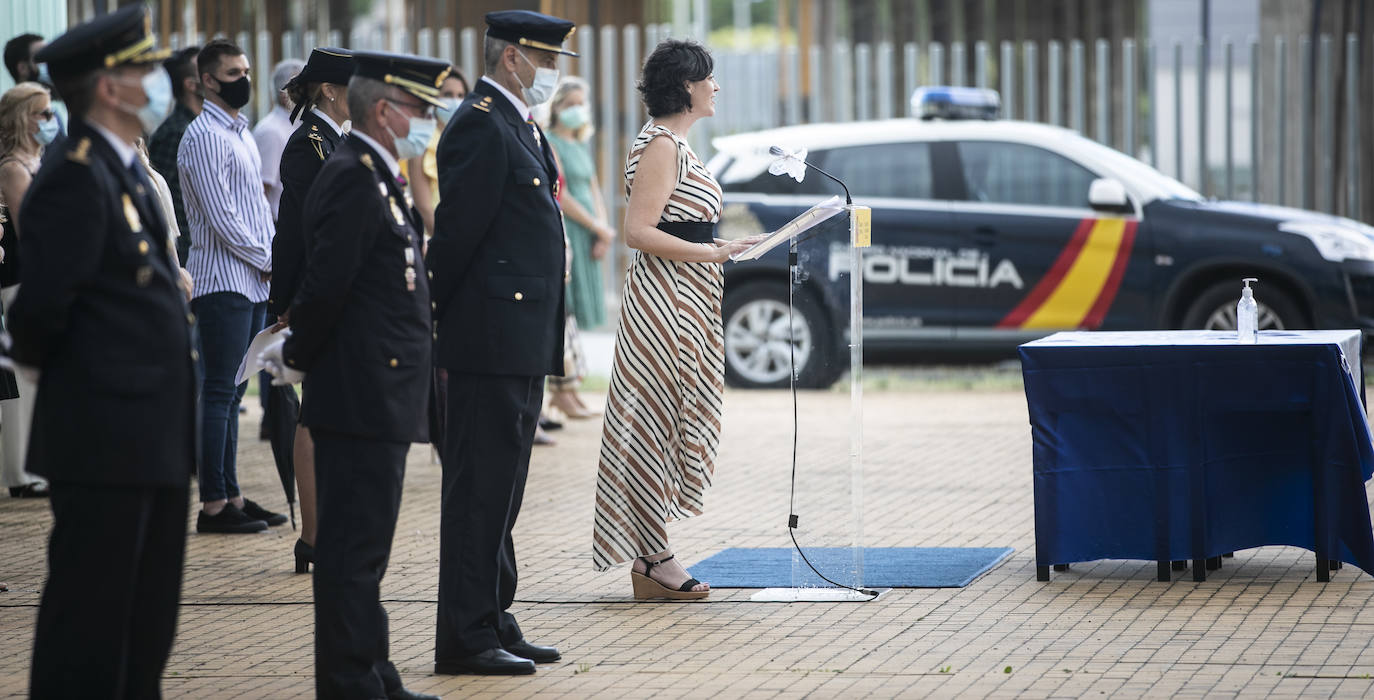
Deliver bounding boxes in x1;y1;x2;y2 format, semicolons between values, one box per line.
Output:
121;193;142;232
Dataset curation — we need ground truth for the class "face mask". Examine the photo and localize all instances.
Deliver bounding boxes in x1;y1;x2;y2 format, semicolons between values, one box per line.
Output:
34;115;59;145
435;98;461;126
384;102;436;160
514;50;559;106
558;104;590;130
118;69;173;134
35;62;51;86
213;74;252;109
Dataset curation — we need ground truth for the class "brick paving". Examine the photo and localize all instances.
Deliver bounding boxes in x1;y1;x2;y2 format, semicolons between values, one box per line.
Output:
3;387;1374;698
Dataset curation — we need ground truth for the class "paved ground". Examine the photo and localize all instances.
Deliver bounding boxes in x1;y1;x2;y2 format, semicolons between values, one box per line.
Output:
3;384;1374;698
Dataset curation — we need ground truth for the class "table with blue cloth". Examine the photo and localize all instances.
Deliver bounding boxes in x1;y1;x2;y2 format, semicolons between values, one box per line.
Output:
1020;330;1374;583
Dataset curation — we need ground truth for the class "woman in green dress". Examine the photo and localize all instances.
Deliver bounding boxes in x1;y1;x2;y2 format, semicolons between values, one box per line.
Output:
546;77;614;419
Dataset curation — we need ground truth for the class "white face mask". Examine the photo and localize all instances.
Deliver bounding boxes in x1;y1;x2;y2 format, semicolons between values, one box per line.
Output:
513;50;559;106
383;101;436;161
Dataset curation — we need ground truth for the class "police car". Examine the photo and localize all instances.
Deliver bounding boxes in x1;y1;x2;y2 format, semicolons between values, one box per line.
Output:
708;87;1374;388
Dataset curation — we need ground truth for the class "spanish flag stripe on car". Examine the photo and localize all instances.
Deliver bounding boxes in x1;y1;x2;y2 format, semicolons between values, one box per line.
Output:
997;218;1139;331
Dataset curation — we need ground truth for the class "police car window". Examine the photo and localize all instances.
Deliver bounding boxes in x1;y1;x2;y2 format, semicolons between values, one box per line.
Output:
816;143;933;200
957;141;1097;208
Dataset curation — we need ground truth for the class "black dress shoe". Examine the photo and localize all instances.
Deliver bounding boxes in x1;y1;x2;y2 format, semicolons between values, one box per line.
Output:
8;483;49;498
434;648;535;676
387;687;440;700
241;498;288;526
196;504;267;534
504;639;560;664
293;538;314;574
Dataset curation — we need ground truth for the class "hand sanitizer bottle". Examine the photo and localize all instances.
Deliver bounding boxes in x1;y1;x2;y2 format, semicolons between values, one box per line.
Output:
1237;277;1258;344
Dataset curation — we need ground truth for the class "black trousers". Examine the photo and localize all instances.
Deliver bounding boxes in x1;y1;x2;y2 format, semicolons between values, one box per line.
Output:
30;482;188;700
312;428;410;699
435;372;541;660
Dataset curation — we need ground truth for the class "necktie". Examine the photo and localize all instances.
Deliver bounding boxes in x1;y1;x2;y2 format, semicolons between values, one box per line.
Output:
526;114;540;148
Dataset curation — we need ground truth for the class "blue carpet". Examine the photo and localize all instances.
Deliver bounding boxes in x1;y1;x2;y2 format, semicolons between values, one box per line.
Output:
689;547;1014;588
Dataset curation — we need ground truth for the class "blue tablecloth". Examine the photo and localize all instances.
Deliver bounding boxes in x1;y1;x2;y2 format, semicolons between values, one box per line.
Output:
1020;330;1374;577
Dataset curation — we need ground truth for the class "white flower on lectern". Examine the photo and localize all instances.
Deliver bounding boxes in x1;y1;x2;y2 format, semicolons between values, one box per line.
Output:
768;146;808;182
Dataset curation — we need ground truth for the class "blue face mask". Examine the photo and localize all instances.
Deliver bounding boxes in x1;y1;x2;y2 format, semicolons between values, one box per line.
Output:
119;69;172;134
557;104;590;131
36;62;51;86
384;100;436;160
34;115;59;146
435;98;461;127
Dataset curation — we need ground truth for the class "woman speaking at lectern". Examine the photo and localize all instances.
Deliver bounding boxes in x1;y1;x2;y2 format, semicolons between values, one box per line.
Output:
590;39;754;600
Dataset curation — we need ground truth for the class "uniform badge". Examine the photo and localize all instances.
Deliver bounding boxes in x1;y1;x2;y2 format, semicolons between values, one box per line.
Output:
404;267;417;292
66;137;91;165
389;197;406;226
360;153;375;171
378;181;389;198
135;265;153;287
121;194;143;232
308;131;325;160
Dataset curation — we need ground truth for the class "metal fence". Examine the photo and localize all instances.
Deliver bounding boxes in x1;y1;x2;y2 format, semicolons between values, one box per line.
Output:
161;24;1368;257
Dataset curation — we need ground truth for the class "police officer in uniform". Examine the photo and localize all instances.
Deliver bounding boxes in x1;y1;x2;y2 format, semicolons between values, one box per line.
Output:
11;6;197;697
276;50;445;700
268;46;354;574
427;10;571;676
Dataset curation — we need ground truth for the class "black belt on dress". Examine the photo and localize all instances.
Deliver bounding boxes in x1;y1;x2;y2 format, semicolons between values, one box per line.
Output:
657;221;716;244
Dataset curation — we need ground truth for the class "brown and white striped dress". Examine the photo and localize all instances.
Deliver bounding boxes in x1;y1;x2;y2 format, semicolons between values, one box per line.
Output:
592;123;726;571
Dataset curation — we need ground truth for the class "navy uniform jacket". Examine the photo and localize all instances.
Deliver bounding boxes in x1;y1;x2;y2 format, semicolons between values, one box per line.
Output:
268;110;344;318
427;79;565;377
11;120;197;486
283;136;431;444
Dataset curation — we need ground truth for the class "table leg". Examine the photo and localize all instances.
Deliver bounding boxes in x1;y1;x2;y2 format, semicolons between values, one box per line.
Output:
1037;565;1050;582
1223;552;1235;558
1172;560;1187;571
1053;564;1069;572
1192;558;1206;582
1206;556;1222;570
1316;554;1330;582
1157;561;1170;582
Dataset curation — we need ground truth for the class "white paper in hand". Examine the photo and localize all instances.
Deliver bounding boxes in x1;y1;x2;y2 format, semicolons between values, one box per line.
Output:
235;328;284;385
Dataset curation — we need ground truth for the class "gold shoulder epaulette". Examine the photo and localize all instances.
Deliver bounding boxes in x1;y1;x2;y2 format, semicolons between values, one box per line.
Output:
66;137;91;165
473;103;490;113
360;153;374;171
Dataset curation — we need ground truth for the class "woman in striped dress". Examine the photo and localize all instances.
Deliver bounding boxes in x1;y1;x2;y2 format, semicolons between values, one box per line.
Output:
592;40;758;600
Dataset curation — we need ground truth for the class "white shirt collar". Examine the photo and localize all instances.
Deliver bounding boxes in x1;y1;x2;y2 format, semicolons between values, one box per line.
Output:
86;119;137;168
349;129;400;179
481;75;530;121
310;107;344;136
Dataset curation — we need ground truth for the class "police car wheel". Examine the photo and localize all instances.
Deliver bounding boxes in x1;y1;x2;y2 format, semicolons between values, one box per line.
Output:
723;281;836;389
1181;280;1306;331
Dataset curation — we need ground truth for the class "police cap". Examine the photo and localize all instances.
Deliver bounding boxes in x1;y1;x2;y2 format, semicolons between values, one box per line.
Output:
288;47;354;90
485;10;578;57
35;3;169;81
352;51;452;108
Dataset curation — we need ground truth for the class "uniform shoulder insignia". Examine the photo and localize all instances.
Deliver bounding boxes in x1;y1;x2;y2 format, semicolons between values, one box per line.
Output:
66;137;91;165
308;131;326;160
473;102;491;113
360;153;374;171
310;124;319;131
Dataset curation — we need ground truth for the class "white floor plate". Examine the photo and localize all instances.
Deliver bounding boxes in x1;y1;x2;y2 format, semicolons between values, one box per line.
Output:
749;587;891;602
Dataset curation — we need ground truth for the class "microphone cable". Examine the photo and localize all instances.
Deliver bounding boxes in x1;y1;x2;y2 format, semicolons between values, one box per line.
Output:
785;240;879;600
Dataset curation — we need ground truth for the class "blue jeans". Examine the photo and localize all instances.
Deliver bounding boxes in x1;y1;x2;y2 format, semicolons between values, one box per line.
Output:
192;292;266;503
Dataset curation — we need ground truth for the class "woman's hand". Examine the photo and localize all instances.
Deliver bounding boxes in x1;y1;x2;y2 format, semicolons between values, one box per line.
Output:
708;239;752;263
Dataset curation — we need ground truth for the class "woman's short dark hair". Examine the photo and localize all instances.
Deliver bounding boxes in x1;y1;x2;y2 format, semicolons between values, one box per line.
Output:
637;39;713;118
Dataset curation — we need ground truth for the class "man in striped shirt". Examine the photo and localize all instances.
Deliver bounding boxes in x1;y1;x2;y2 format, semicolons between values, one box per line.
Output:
178;39;286;534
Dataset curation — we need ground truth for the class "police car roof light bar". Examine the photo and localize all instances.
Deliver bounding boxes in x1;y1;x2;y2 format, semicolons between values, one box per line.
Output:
911;86;1001;121
769;145;852;206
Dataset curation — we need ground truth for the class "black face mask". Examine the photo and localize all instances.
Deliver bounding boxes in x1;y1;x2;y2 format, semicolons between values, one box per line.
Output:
213;75;252;109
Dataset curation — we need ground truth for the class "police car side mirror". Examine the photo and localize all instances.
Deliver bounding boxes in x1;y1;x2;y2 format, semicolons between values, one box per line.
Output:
1088;178;1132;213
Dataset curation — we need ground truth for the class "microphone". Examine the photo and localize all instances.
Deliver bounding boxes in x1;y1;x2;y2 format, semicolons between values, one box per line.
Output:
770;145;852;205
